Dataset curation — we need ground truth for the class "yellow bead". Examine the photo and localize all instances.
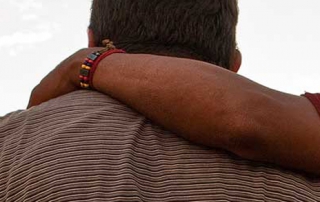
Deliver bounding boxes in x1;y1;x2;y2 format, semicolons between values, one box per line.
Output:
80;82;89;89
82;65;91;70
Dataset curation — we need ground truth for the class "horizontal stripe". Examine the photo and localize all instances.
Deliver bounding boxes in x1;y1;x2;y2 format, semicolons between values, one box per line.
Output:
1;90;319;201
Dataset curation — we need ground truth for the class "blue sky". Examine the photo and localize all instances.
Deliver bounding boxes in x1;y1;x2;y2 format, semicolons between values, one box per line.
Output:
0;0;319;116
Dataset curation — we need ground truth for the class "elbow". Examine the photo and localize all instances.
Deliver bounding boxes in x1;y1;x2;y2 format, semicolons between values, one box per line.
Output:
224;91;274;161
225;112;263;160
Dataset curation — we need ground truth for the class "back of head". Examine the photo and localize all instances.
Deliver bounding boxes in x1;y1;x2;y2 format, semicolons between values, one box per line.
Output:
90;0;238;69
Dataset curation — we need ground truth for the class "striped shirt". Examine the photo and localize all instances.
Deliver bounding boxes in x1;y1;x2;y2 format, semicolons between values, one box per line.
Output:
1;90;319;201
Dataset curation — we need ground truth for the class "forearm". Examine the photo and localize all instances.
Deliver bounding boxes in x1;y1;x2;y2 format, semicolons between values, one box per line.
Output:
87;53;320;175
92;54;254;149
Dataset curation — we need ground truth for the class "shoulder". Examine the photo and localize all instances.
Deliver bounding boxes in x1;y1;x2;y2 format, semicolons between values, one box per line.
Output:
0;91;145;135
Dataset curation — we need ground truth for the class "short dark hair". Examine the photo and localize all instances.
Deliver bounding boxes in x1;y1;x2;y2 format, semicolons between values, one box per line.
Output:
90;0;238;69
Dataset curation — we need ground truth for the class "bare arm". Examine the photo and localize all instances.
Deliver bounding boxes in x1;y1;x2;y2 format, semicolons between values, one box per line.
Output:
29;50;320;175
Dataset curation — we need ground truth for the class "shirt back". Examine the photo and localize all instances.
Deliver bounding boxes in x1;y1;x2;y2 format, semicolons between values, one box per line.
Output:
1;91;319;202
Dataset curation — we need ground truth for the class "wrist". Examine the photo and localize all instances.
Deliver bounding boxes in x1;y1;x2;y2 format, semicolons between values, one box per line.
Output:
65;48;103;88
92;53;125;92
78;49;125;91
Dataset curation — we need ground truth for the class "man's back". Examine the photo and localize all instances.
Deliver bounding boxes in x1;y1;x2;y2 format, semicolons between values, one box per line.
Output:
1;91;319;201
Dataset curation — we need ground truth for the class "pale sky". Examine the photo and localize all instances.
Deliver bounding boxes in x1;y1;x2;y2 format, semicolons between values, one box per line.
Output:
0;0;319;116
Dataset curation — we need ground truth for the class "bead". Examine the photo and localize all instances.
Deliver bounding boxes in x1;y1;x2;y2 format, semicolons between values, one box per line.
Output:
83;76;89;81
84;62;92;67
80;82;89;88
83;83;89;88
88;53;98;61
85;59;94;63
80;69;90;77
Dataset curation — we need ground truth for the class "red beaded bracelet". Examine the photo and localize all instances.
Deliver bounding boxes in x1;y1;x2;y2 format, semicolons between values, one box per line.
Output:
79;47;125;90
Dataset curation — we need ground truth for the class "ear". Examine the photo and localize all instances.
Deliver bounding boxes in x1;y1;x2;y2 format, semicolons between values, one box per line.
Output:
230;49;242;73
87;28;96;47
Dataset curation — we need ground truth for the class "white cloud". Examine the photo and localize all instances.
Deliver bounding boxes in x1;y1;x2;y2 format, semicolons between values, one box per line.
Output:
9;49;17;57
7;45;27;57
10;0;43;11
36;22;61;32
0;31;53;47
22;14;38;21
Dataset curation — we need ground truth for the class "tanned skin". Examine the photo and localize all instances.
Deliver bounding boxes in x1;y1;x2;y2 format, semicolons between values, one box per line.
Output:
28;48;320;176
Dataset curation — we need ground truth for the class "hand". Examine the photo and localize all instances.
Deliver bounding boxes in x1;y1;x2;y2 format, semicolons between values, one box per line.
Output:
27;48;101;108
